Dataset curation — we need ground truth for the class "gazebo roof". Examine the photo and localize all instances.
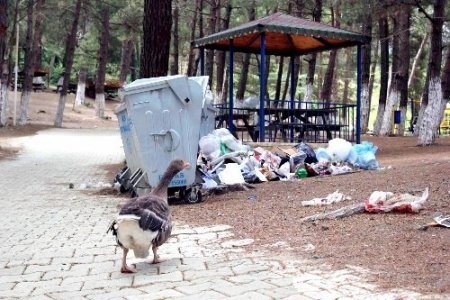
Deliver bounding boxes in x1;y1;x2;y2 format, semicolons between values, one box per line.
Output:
192;12;371;56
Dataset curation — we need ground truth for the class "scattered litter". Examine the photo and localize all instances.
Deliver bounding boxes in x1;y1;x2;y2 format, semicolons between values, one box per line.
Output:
217;163;245;185
302;188;430;223
113;181;121;191
364;188;429;213
268;241;288;248
302;190;351;206
79;182;112;190
221;238;254;248
79;182;92;189
202;176;218;189
330;164;353;175
302;243;316;252
196;130;381;194
418;212;450;230
247;195;257;201
295;167;308;178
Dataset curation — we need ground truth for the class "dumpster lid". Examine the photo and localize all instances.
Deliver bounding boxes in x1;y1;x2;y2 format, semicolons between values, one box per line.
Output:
123;75;192;105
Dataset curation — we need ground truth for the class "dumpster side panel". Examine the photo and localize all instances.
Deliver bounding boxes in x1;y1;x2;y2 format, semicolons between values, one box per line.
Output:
116;106;141;173
131;86;202;188
124;76;204;189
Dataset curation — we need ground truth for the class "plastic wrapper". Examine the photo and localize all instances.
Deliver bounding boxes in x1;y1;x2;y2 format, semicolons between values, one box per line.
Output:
301;190;351;206
295;142;318;164
315;148;331;162
261;151;282;170
217;163;245;184
289;151;307;172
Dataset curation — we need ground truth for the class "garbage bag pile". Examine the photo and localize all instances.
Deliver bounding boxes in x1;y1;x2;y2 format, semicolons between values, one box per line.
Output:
197;129;380;188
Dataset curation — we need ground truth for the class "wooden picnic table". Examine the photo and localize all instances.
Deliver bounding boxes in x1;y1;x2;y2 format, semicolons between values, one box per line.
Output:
216;106;342;142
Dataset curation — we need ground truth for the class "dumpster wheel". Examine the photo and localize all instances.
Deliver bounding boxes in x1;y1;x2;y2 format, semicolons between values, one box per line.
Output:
183;186;202;204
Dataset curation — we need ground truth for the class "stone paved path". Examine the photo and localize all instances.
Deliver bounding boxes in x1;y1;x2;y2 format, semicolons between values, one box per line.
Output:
0;128;446;300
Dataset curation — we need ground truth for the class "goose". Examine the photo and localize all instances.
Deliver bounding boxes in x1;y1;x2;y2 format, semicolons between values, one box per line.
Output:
108;159;191;273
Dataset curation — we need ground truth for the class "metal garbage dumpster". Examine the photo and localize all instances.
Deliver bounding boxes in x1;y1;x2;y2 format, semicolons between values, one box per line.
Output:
114;103;146;192
120;75;208;202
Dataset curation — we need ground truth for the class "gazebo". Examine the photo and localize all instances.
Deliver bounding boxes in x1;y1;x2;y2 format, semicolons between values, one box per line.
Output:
192;12;371;143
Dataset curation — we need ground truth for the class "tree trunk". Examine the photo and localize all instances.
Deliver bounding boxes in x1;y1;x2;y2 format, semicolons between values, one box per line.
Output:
320;50;337;102
380;5;401;136
48;54;55;87
373;9;389;135
205;0;219;87
397;5;411;135
0;0;7;127
131;42;137;81
360;6;372;133
170;0;179;75
415;67;430;136
141;0;172;77
235;1;256;100
342;48;352;124
442;47;450;103
440;47;450;125
74;68;86;107
320;4;340;103
54;0;83;127
95;2;110;118
289;1;301;101
274;56;284;107
187;0;201;76
220;64;228;104
119;38;134;86
215;1;232;97
417;0;445;145
33;0;45;70
264;55;271;104
408;32;428;90
304;0;322;102
192;0;204;77
236;53;250;100
368;40;379;117
18;0;35;125
282;60;291;101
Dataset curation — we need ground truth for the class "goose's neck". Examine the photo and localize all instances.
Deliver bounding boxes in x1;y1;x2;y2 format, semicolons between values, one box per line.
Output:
151;167;179;201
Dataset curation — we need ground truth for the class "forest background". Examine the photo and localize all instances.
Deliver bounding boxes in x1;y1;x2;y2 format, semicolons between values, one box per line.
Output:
0;0;448;146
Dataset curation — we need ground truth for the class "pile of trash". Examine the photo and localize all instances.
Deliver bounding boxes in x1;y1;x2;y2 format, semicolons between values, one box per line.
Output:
197;128;380;188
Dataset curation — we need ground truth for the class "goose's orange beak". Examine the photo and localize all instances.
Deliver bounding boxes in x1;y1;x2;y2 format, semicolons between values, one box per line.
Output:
183;161;191;169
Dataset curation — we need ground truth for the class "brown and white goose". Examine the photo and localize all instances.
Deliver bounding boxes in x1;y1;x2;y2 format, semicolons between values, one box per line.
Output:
109;159;191;273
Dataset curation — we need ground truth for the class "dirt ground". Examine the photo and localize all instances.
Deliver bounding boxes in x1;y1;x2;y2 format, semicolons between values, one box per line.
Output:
1;91;449;295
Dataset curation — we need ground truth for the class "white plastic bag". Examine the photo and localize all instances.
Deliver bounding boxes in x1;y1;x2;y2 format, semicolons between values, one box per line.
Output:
327;138;353;161
199;134;221;161
217;163;245;185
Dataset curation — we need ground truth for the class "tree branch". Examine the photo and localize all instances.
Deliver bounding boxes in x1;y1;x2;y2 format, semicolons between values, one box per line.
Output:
413;0;433;22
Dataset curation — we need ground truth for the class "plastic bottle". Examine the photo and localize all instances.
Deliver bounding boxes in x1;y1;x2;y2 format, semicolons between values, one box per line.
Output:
296;167;308;178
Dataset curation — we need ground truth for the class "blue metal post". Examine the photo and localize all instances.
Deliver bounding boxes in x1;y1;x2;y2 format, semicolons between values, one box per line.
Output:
259;33;266;142
290;56;295;143
356;45;362;144
228;40;234;134
200;48;205;76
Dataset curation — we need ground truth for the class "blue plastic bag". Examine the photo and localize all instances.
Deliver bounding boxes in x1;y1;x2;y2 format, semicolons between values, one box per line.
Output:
348;141;379;170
